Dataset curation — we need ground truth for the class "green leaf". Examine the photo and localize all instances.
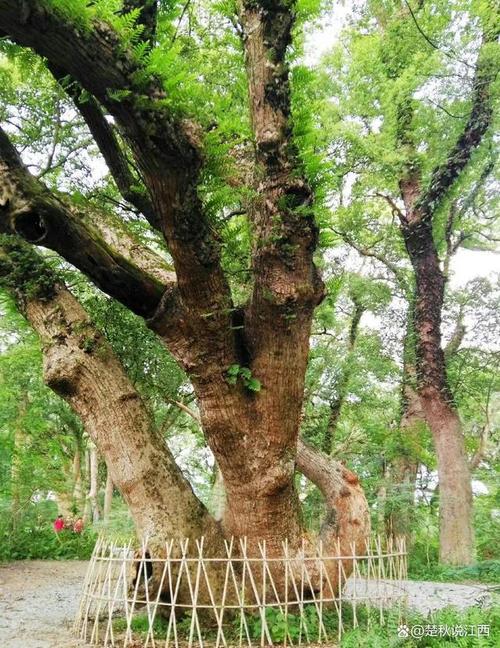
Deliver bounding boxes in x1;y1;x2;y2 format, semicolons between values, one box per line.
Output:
227;364;240;376
246;378;261;392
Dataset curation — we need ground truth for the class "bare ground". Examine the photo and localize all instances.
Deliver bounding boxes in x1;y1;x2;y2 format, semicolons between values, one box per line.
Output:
0;561;495;647
0;560;88;648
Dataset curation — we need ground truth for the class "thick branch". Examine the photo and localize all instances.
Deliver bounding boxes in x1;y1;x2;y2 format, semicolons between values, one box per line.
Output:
296;438;370;553
0;126;174;318
416;28;499;221
239;0;323;329
0;0;233;334
0;239;219;544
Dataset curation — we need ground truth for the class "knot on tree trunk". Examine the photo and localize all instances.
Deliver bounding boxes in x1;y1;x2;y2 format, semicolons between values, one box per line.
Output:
43;346;83;396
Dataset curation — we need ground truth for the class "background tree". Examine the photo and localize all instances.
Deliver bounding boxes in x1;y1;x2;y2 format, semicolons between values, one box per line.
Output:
317;0;498;564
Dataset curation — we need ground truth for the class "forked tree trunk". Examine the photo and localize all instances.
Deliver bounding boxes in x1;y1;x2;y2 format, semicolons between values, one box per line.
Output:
0;0;371;600
10;272;368;597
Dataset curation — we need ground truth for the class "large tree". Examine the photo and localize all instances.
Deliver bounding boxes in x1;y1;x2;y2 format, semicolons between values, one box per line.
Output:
0;0;369;593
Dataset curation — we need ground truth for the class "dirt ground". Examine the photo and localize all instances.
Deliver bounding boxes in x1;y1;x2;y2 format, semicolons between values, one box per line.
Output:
0;560;495;647
0;560;88;648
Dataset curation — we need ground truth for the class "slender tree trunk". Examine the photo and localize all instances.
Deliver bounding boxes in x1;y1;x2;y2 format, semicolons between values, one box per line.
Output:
386;453;419;541
386;309;422;543
103;468;114;522
377;483;387;533
323;298;365;454
87;444;100;524
72;446;83;513
10;397;27;527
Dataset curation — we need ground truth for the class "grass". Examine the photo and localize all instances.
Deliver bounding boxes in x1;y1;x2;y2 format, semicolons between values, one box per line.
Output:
407;559;500;585
109;601;499;647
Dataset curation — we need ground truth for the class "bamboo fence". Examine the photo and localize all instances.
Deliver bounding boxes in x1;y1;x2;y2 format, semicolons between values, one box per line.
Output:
74;535;408;647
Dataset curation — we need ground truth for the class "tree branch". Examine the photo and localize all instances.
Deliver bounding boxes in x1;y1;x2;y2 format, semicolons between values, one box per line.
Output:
0;0;233;331
0;238;219;544
48;64;158;227
373;192;405;221
0;125;174;317
296;438;370;553
444;308;466;359
239;0;324;332
416;27;499;220
330;226;407;287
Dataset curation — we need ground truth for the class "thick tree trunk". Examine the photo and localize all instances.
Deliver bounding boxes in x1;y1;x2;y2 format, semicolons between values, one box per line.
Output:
401;220;474;565
19;281;220;549
0;0;371;598
422;397;473;564
0;241;370;604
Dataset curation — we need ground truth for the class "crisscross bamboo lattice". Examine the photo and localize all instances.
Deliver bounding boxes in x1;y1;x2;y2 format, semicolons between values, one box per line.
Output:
74;535;407;647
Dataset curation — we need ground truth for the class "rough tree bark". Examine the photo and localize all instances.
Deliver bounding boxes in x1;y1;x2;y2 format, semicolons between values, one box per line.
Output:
0;240;221;546
401;220;474;564
0;0;370;593
0;236;368;598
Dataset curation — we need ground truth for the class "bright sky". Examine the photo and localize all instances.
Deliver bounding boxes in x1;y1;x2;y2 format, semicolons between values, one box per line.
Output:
450;248;499;288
